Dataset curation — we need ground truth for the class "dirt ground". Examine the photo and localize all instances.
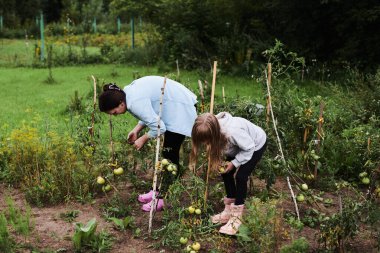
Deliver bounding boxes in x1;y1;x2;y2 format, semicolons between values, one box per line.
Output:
0;175;378;253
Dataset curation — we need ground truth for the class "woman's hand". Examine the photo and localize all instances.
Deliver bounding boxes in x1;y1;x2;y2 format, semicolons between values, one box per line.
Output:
127;131;138;144
133;134;150;150
128;124;146;144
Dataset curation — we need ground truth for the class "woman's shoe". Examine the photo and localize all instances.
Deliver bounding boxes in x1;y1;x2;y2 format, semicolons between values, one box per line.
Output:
138;190;158;203
142;199;164;212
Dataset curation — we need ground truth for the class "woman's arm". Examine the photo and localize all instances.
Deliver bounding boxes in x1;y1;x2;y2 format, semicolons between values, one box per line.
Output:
127;123;146;144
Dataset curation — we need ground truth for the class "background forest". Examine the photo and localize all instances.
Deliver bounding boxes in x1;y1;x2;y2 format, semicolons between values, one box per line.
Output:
0;0;379;71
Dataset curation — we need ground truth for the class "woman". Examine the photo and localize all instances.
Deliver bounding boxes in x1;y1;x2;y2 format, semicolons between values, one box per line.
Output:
99;76;197;211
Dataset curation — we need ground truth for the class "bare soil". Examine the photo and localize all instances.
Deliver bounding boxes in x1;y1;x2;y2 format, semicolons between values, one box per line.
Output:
0;174;378;253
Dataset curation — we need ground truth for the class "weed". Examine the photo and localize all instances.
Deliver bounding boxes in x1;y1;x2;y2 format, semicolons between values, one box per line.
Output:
280;237;309;253
0;212;14;253
236;197;283;253
5;196;33;237
60;210;80;222
101;195;131;219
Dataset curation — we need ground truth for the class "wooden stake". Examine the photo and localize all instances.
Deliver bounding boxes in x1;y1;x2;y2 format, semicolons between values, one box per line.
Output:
109;114;115;164
90;75;97;143
176;59;180;80
204;61;217;208
313;101;325;179
148;77;167;235
198;80;205;113
209;61;217;114
266;63;272;125
222;86;226;103
265;63;300;220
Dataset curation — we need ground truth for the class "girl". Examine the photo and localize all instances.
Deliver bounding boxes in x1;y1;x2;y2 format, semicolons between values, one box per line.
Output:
190;112;266;235
99;76;197;212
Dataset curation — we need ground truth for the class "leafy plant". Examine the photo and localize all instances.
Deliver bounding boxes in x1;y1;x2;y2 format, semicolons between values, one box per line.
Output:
318;200;362;251
72;218;113;252
236;197;283;253
101;195;131;219
109;216;135;231
280;237;309;253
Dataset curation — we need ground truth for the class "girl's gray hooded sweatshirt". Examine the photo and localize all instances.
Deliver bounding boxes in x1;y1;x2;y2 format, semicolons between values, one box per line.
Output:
216;112;266;168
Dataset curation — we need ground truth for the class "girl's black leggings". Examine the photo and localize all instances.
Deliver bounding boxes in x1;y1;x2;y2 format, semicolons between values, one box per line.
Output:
222;142;267;205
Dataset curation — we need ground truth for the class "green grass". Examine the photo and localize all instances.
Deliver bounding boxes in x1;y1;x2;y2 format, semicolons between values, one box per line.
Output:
0;63;263;136
0;39;100;66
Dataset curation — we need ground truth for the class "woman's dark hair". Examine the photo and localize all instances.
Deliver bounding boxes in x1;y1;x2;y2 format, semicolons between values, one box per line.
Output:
98;83;126;112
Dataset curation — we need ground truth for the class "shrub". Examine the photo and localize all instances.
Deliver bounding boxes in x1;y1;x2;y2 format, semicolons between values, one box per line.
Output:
1;125;95;206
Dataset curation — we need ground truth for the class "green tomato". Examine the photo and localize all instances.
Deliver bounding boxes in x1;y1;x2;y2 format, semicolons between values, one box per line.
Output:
297;194;305;202
188;206;195;214
195;208;202;215
361;177;370;185
359;172;368;178
179;237;188;244
167;164;174;172
161;158;170;166
97;176;105;185
192;242;201;251
102;184;111;192
113;167;124;175
301;183;308;191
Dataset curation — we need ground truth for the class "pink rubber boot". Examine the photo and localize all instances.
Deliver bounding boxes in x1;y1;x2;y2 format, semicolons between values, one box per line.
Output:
219;204;244;235
211;197;235;224
138;190;158;203
142;199;164;212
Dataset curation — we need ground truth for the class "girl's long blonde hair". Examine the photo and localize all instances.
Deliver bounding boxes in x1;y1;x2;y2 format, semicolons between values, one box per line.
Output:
190;113;228;171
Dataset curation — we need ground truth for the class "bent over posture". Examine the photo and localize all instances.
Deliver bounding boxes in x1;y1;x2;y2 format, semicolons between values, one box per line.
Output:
99;76;197;212
191;112;266;235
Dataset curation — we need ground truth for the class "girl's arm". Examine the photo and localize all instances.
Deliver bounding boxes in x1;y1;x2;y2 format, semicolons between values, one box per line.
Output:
230;132;255;168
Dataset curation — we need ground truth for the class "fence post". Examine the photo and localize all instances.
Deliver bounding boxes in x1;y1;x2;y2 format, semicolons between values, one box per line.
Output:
40;12;44;61
93;17;97;33
0;16;3;32
131;16;134;49
117;17;121;33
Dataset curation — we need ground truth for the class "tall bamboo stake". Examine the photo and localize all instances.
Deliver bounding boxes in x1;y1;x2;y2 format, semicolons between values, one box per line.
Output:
313;101;325;178
176;59;180;80
148;77;167;235
266;63;272;125
265;63;300;220
209;61;217;114
109;114;115;163
90;75;97;144
198;80;205;113
204;61;217;208
222;86;226;103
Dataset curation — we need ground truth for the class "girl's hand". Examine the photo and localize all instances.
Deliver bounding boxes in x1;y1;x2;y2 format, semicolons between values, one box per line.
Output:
127;131;138;144
133;134;149;150
221;162;235;174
